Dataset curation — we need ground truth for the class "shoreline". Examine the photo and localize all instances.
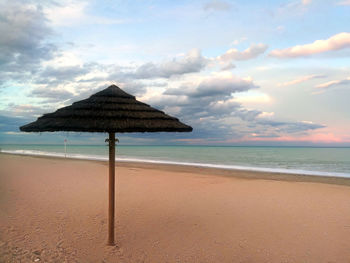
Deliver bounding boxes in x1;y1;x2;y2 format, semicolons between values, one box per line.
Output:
1;152;350;187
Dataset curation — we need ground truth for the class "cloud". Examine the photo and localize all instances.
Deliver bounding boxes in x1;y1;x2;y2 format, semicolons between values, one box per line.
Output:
278;74;326;87
234;108;262;121
44;1;126;26
143;74;263;140
0;1;338;146
270;32;350;58
0;1;128;89
276;25;285;33
220;62;236;71
257;112;275;118
0;104;52;118
45;1;87;26
302;0;312;5
234;92;272;104
0;1;56;79
164;74;258;99
31;86;75;102
218;43;268;61
143;71;325;142
130;49;208;79
257;120;326;134
203;0;231;11
36;65;91;84
274;0;314;18
119;81;152;96
190;77;258;98
337;0;350;5
231;37;247;46
315;77;350;90
0;115;31;132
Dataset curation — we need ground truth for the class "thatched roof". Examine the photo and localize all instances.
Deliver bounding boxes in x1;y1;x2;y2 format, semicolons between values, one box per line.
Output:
20;85;192;133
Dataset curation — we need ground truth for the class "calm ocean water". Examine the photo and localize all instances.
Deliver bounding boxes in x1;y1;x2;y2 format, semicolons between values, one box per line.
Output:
1;144;350;178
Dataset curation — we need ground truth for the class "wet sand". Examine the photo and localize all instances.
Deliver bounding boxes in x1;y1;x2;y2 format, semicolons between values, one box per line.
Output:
1;153;350;262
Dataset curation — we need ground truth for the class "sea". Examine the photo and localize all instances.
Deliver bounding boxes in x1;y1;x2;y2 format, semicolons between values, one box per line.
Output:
1;144;350;178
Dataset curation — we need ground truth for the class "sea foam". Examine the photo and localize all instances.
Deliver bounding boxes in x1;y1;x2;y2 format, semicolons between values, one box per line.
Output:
2;149;350;179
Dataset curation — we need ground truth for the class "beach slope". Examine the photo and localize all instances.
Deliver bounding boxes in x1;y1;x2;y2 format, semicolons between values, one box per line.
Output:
1;153;350;262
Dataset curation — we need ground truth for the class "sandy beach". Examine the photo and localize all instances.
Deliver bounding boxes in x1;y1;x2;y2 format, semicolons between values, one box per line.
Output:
1;153;350;262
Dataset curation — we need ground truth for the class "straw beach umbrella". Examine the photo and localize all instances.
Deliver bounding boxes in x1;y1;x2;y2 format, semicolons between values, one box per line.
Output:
20;84;192;245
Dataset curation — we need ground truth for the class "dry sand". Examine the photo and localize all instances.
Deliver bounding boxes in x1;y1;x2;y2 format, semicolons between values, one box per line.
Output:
1;153;350;262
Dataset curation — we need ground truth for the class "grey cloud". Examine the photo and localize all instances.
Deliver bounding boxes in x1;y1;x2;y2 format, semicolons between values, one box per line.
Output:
207;100;241;115
148;73;326;141
32;79;149;107
101;64;132;83
120;81;148;96
130;49;208;79
82;50;207;83
0;103;53;119
0;1;56;83
244;119;326;140
165;76;258;99
0;115;31;132
107;80;167;98
146;75;263;139
36;62;110;85
160;76;259;121
31;86;74;102
61;79;157;106
193;77;258;98
63;83;109;105
220;62;236;71
13;47;207;107
147;95;190;109
203;0;232;11
235;109;261;121
198;100;261;121
258;120;326;133
38;65;90;83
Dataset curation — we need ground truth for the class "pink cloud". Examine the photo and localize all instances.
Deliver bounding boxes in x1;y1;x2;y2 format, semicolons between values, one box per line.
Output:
337;0;350;5
278;74;325;87
218;43;268;61
270;32;350;58
246;133;349;144
302;0;312;5
315;77;350;90
174;132;350;145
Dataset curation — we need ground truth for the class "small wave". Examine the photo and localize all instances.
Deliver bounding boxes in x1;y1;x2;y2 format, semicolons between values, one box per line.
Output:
1;149;108;161
2;149;350;179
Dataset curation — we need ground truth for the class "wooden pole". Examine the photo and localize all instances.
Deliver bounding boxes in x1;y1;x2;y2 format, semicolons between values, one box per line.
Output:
108;132;115;245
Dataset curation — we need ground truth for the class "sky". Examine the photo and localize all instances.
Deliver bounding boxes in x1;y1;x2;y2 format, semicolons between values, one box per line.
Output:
0;0;350;146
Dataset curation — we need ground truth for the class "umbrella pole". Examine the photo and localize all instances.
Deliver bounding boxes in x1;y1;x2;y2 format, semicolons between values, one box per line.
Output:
108;132;116;245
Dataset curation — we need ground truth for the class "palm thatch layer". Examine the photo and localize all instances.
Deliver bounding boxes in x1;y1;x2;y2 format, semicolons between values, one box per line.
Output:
20;85;192;133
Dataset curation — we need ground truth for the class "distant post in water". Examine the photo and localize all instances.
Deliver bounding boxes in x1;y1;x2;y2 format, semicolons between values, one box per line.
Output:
64;139;67;158
108;132;116;245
